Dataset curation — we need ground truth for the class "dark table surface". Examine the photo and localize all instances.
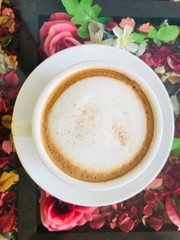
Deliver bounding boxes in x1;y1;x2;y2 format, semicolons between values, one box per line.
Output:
13;0;180;239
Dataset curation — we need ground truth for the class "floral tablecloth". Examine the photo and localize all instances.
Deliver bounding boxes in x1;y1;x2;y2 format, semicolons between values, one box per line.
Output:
0;0;180;239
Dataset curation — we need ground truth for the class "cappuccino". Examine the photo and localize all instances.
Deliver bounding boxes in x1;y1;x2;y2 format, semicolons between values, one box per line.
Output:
40;68;155;182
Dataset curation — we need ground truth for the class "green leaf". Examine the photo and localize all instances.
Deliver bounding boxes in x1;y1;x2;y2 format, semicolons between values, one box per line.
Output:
77;24;89;38
90;4;102;19
148;25;180;42
95;16;112;24
72;3;101;24
81;0;93;5
71;9;91;25
131;32;148;44
171;138;180;156
156;25;179;42
148;26;158;40
61;0;110;39
1;35;12;48
61;0;79;15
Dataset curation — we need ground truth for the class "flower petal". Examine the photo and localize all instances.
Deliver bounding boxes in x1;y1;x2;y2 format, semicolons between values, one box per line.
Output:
119;217;135;232
119;17;135;30
2;140;13;154
0;171;19;192
166;195;180;230
112;26;122;38
123;26;133;36
127;42;139;53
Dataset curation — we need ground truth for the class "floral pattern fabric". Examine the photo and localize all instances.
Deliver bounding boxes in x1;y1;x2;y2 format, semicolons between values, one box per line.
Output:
0;0;179;239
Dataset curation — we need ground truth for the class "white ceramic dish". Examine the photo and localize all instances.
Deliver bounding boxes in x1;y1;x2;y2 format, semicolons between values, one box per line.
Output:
12;45;174;206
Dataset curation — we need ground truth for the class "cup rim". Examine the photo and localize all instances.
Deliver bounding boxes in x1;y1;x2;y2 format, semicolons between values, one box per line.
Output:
31;60;163;191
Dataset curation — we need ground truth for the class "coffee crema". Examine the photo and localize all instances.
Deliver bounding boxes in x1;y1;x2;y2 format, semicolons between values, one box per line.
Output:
40;68;155;182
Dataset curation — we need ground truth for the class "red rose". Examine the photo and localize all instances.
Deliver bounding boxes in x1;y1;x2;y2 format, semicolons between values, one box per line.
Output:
40;12;82;57
39;190;98;231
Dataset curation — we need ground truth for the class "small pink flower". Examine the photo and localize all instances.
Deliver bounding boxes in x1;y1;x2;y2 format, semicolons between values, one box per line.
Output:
2;139;12;154
40;12;82;57
138;23;151;33
39;189;98;231
119;17;135;31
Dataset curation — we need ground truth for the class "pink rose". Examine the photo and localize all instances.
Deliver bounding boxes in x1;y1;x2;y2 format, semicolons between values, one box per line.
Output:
39;189;98;231
40;12;82;57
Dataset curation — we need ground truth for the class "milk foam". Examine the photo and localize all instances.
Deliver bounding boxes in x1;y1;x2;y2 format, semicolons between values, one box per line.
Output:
48;76;147;173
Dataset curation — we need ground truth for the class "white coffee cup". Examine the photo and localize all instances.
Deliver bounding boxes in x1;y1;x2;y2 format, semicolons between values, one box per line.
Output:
12;60;163;191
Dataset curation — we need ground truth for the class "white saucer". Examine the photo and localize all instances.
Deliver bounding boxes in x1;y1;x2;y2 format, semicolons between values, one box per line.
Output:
13;45;174;206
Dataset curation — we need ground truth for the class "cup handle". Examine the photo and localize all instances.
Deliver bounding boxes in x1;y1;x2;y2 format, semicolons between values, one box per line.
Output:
11;121;31;136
